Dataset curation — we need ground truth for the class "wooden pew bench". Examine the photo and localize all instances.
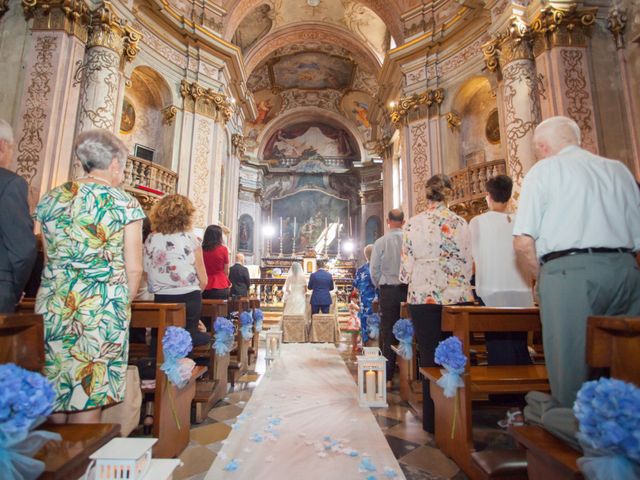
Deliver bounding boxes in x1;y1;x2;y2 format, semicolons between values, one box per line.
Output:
130;302;207;458
418;306;548;480
227;298;250;387
249;298;261;365
395;303;422;413
510;315;640;480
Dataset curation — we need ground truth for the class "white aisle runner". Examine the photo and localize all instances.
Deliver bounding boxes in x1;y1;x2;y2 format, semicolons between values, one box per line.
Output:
205;344;406;479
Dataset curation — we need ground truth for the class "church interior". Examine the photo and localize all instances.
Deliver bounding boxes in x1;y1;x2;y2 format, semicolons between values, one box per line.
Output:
1;0;639;479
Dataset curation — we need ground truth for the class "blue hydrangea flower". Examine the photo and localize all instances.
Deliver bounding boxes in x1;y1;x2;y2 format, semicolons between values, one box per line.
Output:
393;318;414;360
367;313;381;340
162;326;193;360
435;336;467;373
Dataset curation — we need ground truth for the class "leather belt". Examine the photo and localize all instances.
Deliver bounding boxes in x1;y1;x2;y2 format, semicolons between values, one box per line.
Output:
540;247;633;265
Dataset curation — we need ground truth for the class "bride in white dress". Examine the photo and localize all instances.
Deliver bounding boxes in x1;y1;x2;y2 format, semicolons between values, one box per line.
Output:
282;262;307;315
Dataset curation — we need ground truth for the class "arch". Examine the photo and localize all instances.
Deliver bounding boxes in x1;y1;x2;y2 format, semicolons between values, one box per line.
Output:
237;214;255;253
256;107;368;163
223;0;404;47
244;22;382;75
365;215;382;245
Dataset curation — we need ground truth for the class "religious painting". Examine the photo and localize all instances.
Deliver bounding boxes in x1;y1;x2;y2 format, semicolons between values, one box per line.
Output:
272;189;349;255
365;216;382;245
485;109;501;144
237;214;254;253
263;122;355;161
341;91;373;130
271;52;355;90
120;98;135;133
232;4;272;53
250;89;282;127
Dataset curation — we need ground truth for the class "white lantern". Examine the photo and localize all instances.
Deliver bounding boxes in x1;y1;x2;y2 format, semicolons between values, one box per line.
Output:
265;328;283;366
357;347;387;407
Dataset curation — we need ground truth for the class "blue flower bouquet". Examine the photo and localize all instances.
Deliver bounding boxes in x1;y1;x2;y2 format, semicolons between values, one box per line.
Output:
574;378;640;480
392;318;414;360
0;363;61;480
253;308;264;333
160;326;195;389
214;317;235;356
239;311;254;340
367;313;380;340
434;336;467;398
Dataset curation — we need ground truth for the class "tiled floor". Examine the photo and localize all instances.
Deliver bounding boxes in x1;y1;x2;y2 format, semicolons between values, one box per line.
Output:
173;333;510;480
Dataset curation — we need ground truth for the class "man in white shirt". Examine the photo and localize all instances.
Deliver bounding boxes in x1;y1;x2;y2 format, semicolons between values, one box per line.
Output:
370;209;407;388
513;116;640;408
470;175;533;366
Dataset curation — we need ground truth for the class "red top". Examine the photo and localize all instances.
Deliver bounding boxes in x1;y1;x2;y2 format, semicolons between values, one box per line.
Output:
203;245;232;290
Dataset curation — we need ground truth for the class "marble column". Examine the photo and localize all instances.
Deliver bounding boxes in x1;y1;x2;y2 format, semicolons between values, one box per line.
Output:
483;19;541;195
73;3;141;177
13;0;89;204
531;5;600;153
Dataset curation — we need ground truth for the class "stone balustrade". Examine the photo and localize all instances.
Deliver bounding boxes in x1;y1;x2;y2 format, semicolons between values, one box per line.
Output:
448;159;507;220
124;156;178;195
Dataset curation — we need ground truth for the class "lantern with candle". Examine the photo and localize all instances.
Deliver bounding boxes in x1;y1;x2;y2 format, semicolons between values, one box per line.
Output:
265;328;283;366
356;347;387;407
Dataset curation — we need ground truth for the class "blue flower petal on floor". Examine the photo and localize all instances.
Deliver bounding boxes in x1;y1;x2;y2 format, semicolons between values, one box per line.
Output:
269;417;282;425
359;457;377;472
349;450;359;457
383;467;398;478
223;459;239;472
366;475;377;480
323;435;331;441
250;433;264;443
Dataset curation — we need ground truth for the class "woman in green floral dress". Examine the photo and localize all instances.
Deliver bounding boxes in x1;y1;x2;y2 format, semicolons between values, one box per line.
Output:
34;130;145;424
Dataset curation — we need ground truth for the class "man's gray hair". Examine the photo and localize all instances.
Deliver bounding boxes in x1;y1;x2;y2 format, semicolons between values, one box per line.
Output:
533;116;581;146
74;129;128;173
0;119;14;144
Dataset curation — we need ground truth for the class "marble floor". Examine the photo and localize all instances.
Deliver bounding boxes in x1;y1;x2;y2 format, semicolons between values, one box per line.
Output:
173;334;514;480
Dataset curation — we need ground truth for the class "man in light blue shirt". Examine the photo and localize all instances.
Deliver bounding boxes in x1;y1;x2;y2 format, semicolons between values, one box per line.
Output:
370;209;407;388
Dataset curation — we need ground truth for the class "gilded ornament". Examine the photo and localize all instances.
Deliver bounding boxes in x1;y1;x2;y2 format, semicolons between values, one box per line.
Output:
531;5;597;55
446;112;461;130
180;79;234;122
231;133;246;157
388;88;445;127
22;0;90;41
162;105;178;125
87;1;126;52
607;8;627;50
122;25;142;62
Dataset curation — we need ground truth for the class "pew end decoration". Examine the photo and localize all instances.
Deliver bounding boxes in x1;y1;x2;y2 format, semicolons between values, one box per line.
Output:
160;326;195;389
213;317;235;356
357;347;388;408
239;311;254;340
366;313;380;340
0;363;61;479
253;308;264;333
434;336;467;440
392;318;414;360
573;377;640;480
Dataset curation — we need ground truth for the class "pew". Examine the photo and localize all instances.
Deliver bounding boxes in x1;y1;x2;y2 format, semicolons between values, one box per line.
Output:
129;303;207;458
2;311;121;478
510;315;640;480
394;303;422;412
419;306;548;480
227;298;250;387
248;298;261;365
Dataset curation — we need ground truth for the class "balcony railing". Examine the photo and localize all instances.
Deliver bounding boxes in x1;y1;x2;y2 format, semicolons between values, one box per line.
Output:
448;159;506;220
124;156;177;195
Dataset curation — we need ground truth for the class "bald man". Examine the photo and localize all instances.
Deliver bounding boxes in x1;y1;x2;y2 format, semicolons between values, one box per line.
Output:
513;116;640;408
370;209;407;387
229;253;251;298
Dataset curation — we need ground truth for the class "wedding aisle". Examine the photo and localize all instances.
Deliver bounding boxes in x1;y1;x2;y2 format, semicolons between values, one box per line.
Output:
204;344;406;479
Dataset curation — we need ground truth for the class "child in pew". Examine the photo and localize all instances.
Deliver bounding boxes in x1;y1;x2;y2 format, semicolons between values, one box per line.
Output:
344;292;362;353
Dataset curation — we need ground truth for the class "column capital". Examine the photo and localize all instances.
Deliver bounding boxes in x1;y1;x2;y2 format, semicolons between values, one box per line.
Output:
231;133;246;157
607;7;627;50
86;2;141;63
22;0;90;42
531;4;597;55
482;16;534;75
180;79;235;123
388;88;445;129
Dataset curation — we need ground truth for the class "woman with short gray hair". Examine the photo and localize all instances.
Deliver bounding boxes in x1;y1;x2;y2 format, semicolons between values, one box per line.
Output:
34;129;145;424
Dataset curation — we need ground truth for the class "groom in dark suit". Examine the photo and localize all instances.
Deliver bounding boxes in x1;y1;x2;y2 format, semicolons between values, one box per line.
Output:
308;259;334;314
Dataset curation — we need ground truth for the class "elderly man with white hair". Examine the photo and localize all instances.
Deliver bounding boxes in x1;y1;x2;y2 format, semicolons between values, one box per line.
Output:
0;119;36;313
513;116;640;410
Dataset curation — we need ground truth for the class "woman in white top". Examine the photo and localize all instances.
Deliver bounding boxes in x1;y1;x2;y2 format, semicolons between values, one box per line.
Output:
144;194;209;346
469;175;533;365
282;262;307;315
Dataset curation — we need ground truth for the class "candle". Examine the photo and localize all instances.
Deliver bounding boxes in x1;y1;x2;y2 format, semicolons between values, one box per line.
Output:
349;216;352;237
269;337;277;356
365;370;377;402
280;217;283;238
293;217;297;236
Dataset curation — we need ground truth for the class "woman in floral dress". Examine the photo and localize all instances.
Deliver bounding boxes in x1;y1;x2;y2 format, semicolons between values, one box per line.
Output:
399;174;473;434
351;244;377;344
35;130;145;423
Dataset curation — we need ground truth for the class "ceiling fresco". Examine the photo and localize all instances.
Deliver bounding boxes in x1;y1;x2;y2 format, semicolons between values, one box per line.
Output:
270;52;355;91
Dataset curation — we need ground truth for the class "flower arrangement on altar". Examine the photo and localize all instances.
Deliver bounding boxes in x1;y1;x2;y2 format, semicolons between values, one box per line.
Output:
239;311;254;340
253;308;264;332
434;336;467;398
0;363;61;479
214;317;235;356
366;313;380;340
392;318;414;360
573;377;640;479
160;326;195;389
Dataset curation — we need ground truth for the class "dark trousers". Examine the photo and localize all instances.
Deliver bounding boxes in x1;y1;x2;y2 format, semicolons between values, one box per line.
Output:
379;284;408;381
0;281;16;313
311;304;330;314
409;303;444;434
155;290;210;347
203;288;230;300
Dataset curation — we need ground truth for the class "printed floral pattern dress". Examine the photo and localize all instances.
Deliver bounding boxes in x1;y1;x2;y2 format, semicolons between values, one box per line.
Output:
35;182;145;412
400;202;474;305
352;262;377;342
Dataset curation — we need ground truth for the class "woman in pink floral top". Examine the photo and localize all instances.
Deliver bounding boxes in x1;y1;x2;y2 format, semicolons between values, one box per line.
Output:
400;174;473;433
